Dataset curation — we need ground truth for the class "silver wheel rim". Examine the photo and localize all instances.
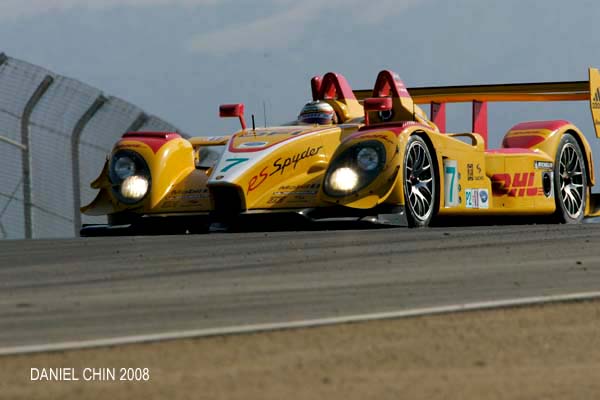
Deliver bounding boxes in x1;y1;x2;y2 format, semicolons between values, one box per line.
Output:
558;143;585;218
405;140;434;221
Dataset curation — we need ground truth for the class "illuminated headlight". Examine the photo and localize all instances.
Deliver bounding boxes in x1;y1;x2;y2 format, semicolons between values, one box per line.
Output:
329;167;359;192
120;175;149;200
113;156;136;179
357;147;379;171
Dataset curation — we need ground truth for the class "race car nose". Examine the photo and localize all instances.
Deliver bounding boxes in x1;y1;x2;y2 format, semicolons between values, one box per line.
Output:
209;184;245;218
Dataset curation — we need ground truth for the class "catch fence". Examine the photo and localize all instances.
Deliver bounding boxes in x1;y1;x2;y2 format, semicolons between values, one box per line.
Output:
0;53;185;239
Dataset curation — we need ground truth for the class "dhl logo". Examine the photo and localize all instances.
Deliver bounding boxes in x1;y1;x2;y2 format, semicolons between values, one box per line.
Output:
492;172;544;197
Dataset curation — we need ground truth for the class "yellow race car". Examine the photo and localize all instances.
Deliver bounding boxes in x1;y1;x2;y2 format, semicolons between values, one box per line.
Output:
81;68;600;235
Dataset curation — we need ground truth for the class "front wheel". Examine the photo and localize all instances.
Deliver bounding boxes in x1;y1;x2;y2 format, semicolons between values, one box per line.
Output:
554;133;587;223
403;135;437;227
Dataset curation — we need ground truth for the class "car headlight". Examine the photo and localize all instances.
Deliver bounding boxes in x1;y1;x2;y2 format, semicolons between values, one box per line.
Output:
109;150;151;204
324;140;386;197
113;156;136;179
357;147;379;171
329;167;359;192
120;175;149;201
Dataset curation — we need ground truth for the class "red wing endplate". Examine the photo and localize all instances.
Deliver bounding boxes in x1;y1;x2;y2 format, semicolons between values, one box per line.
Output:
372;70;411;99
310;72;363;122
364;70;436;128
311;72;357;101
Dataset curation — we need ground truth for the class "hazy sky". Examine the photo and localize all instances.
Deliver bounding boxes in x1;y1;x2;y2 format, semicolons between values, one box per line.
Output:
2;0;600;147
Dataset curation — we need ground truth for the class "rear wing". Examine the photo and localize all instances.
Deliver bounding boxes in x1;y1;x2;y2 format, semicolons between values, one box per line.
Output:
354;68;600;139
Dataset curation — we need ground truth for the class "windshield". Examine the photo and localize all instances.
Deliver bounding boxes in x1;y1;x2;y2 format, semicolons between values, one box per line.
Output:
196;145;225;169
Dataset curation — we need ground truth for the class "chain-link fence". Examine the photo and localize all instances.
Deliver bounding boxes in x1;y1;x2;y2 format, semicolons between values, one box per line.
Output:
0;53;185;239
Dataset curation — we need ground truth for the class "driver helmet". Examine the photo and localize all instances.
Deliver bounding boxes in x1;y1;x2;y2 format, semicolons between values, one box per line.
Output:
298;100;337;125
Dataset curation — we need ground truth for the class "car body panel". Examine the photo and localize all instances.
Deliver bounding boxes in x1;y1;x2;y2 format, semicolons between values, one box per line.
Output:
81;68;600;234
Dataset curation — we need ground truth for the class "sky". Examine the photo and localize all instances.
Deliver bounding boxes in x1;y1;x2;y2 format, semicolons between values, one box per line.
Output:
1;0;600;148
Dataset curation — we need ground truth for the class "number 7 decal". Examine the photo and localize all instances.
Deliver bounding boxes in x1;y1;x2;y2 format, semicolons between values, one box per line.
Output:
443;160;458;207
220;158;249;172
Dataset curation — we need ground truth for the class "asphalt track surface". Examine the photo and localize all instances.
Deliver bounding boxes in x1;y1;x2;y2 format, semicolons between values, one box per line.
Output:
1;223;600;350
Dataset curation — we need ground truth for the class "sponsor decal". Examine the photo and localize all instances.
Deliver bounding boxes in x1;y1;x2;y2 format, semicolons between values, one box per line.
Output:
593;88;600;109
465;189;489;209
267;196;285;204
273;183;321;196
492;172;543;197
247;147;323;194
466;163;484;181
277;183;320;191
534;161;554;170
479;189;489;207
166;188;209;200
161;189;209;209
274;190;318;196
248;167;269;192
270;146;323;176
444;160;459;207
270;184;321;198
220;158;249;172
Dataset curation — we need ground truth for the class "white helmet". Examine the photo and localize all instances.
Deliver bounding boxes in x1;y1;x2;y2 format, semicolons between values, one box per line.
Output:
298;101;336;125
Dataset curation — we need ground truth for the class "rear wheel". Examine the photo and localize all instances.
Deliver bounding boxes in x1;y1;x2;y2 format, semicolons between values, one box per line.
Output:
403;136;437;227
554;133;587;223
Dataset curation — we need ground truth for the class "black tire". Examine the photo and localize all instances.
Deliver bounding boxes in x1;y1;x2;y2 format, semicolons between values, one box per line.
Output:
554;133;587;223
403;135;437;227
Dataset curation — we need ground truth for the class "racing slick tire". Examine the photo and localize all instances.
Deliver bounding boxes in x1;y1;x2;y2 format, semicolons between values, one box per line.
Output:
553;133;587;223
403;135;438;227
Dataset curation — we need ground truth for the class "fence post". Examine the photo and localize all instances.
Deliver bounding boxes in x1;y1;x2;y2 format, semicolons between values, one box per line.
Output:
21;75;54;239
71;95;108;236
125;113;149;133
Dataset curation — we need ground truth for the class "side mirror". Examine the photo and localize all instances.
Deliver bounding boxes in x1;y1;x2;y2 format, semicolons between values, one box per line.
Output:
219;103;247;130
363;97;392;125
